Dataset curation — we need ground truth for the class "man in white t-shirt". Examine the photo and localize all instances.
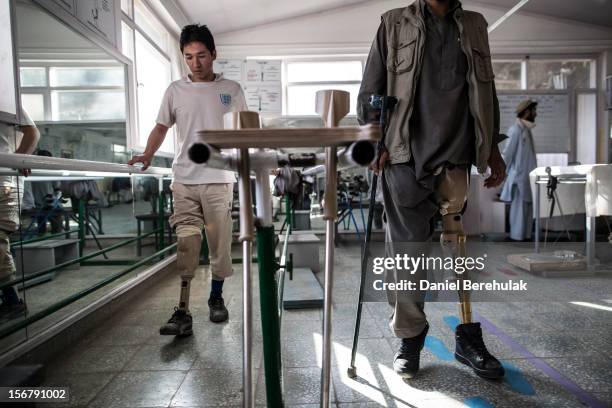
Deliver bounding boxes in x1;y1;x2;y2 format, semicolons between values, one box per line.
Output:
0;108;40;319
129;24;247;336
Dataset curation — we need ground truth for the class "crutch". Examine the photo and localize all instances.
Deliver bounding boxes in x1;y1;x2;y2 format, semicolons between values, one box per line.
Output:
347;94;397;379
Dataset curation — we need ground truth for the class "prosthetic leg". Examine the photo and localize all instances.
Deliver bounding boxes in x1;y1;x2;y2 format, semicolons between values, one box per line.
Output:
437;167;504;379
159;226;201;336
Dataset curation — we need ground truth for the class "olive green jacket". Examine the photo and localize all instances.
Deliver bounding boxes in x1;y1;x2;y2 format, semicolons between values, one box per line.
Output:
358;1;501;174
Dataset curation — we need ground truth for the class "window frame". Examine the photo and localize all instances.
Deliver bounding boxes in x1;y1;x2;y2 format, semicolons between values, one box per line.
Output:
121;0;175;157
19;62;126;123
283;56;367;117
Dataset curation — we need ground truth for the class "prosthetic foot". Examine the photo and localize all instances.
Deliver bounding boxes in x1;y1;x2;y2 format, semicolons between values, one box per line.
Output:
393;322;429;378
208;296;228;323
160;231;201;336
455;322;504;379
437;168;504;379
160;307;193;336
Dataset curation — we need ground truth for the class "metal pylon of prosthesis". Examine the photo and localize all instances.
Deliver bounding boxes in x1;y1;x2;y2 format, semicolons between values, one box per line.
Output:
440;212;472;324
189;96;377;408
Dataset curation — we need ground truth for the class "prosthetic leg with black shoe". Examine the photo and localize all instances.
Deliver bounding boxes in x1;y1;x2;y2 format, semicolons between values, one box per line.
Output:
438;167;504;380
159;227;201;336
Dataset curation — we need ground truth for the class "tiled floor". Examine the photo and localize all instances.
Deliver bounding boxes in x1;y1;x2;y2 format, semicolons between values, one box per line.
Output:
40;242;612;407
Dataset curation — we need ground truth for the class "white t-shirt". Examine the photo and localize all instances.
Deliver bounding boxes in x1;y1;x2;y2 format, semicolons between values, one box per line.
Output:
1;109;35;187
0;108;34;154
156;73;248;184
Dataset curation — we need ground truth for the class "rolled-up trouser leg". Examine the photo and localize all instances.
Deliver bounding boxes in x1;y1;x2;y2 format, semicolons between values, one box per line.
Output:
200;184;234;281
436;167;470;324
176;226;202;312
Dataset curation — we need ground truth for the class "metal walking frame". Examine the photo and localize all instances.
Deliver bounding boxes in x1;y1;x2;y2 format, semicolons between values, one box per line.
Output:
188;90;379;407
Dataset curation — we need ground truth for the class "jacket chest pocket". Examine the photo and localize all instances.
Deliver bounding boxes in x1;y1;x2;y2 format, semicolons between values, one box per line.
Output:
386;23;418;74
471;23;494;82
472;48;494;82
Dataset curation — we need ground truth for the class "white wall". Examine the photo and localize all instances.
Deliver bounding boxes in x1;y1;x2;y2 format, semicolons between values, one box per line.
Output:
214;0;612;57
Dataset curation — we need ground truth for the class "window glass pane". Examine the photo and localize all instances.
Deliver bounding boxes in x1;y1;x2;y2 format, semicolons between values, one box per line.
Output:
20;67;46;87
492;61;521;90
135;31;173;153
49;67;125;87
287;61;362;82
121;22;135;60
121;0;133;17
51;90;126;120
528;59;594;90
287;84;360;116
134;0;167;54
21;94;44;121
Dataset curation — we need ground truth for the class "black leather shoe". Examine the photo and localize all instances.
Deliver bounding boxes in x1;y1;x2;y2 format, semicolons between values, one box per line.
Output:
159;308;193;336
394;322;429;378
208;296;229;323
455;322;505;379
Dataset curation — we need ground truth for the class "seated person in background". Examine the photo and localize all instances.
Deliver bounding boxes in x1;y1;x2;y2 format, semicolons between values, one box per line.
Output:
22;150;64;234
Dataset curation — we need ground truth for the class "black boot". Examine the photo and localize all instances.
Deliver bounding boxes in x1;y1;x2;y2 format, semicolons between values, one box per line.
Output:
394;322;429;378
159;308;193;336
455;322;504;379
208;296;229;323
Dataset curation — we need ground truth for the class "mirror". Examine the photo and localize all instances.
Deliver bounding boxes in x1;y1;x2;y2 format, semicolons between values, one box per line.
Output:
15;0;128;162
0;1;174;348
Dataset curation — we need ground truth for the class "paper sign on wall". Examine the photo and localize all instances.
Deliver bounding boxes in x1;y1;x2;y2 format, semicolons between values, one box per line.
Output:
244;85;282;113
214;59;242;82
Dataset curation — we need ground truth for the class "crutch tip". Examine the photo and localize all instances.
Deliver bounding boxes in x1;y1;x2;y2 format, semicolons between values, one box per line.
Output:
347;366;357;378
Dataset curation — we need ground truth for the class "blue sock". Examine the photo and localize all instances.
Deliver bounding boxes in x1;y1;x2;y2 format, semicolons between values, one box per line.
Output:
210;279;224;298
2;287;20;304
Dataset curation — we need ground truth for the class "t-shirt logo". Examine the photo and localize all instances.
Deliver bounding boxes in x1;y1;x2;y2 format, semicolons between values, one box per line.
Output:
220;94;232;106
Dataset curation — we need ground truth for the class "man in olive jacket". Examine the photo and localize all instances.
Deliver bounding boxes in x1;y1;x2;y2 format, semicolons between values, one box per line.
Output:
358;0;507;380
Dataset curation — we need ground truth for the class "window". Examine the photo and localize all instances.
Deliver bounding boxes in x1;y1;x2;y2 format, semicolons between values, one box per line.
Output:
135;31;173;153
492;61;522;90
49;67;124;87
19;65;126;122
134;0;168;54
121;0;133;18
122;0;175;154
51;90;125;121
285;60;363;116
121;22;135;60
527;59;595;90
20;67;46;87
21;94;44;121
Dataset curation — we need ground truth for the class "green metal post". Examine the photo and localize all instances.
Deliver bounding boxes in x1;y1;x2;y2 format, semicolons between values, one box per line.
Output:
257;225;284;407
78;198;85;257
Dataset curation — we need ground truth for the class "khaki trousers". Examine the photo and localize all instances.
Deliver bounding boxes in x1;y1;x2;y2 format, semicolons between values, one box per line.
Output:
170;183;234;280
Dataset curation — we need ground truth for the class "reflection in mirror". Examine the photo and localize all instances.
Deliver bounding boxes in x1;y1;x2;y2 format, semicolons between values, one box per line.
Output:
5;172;175;343
0;134;28;350
15;0;128;162
0;1;176;350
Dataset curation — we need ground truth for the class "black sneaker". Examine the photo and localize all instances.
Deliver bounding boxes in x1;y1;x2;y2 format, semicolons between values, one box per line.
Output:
159;308;193;336
208;296;228;323
455;322;505;379
0;299;27;321
394;322;429;378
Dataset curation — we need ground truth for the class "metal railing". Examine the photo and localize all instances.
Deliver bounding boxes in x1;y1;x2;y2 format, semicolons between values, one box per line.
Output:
0;152;176;340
